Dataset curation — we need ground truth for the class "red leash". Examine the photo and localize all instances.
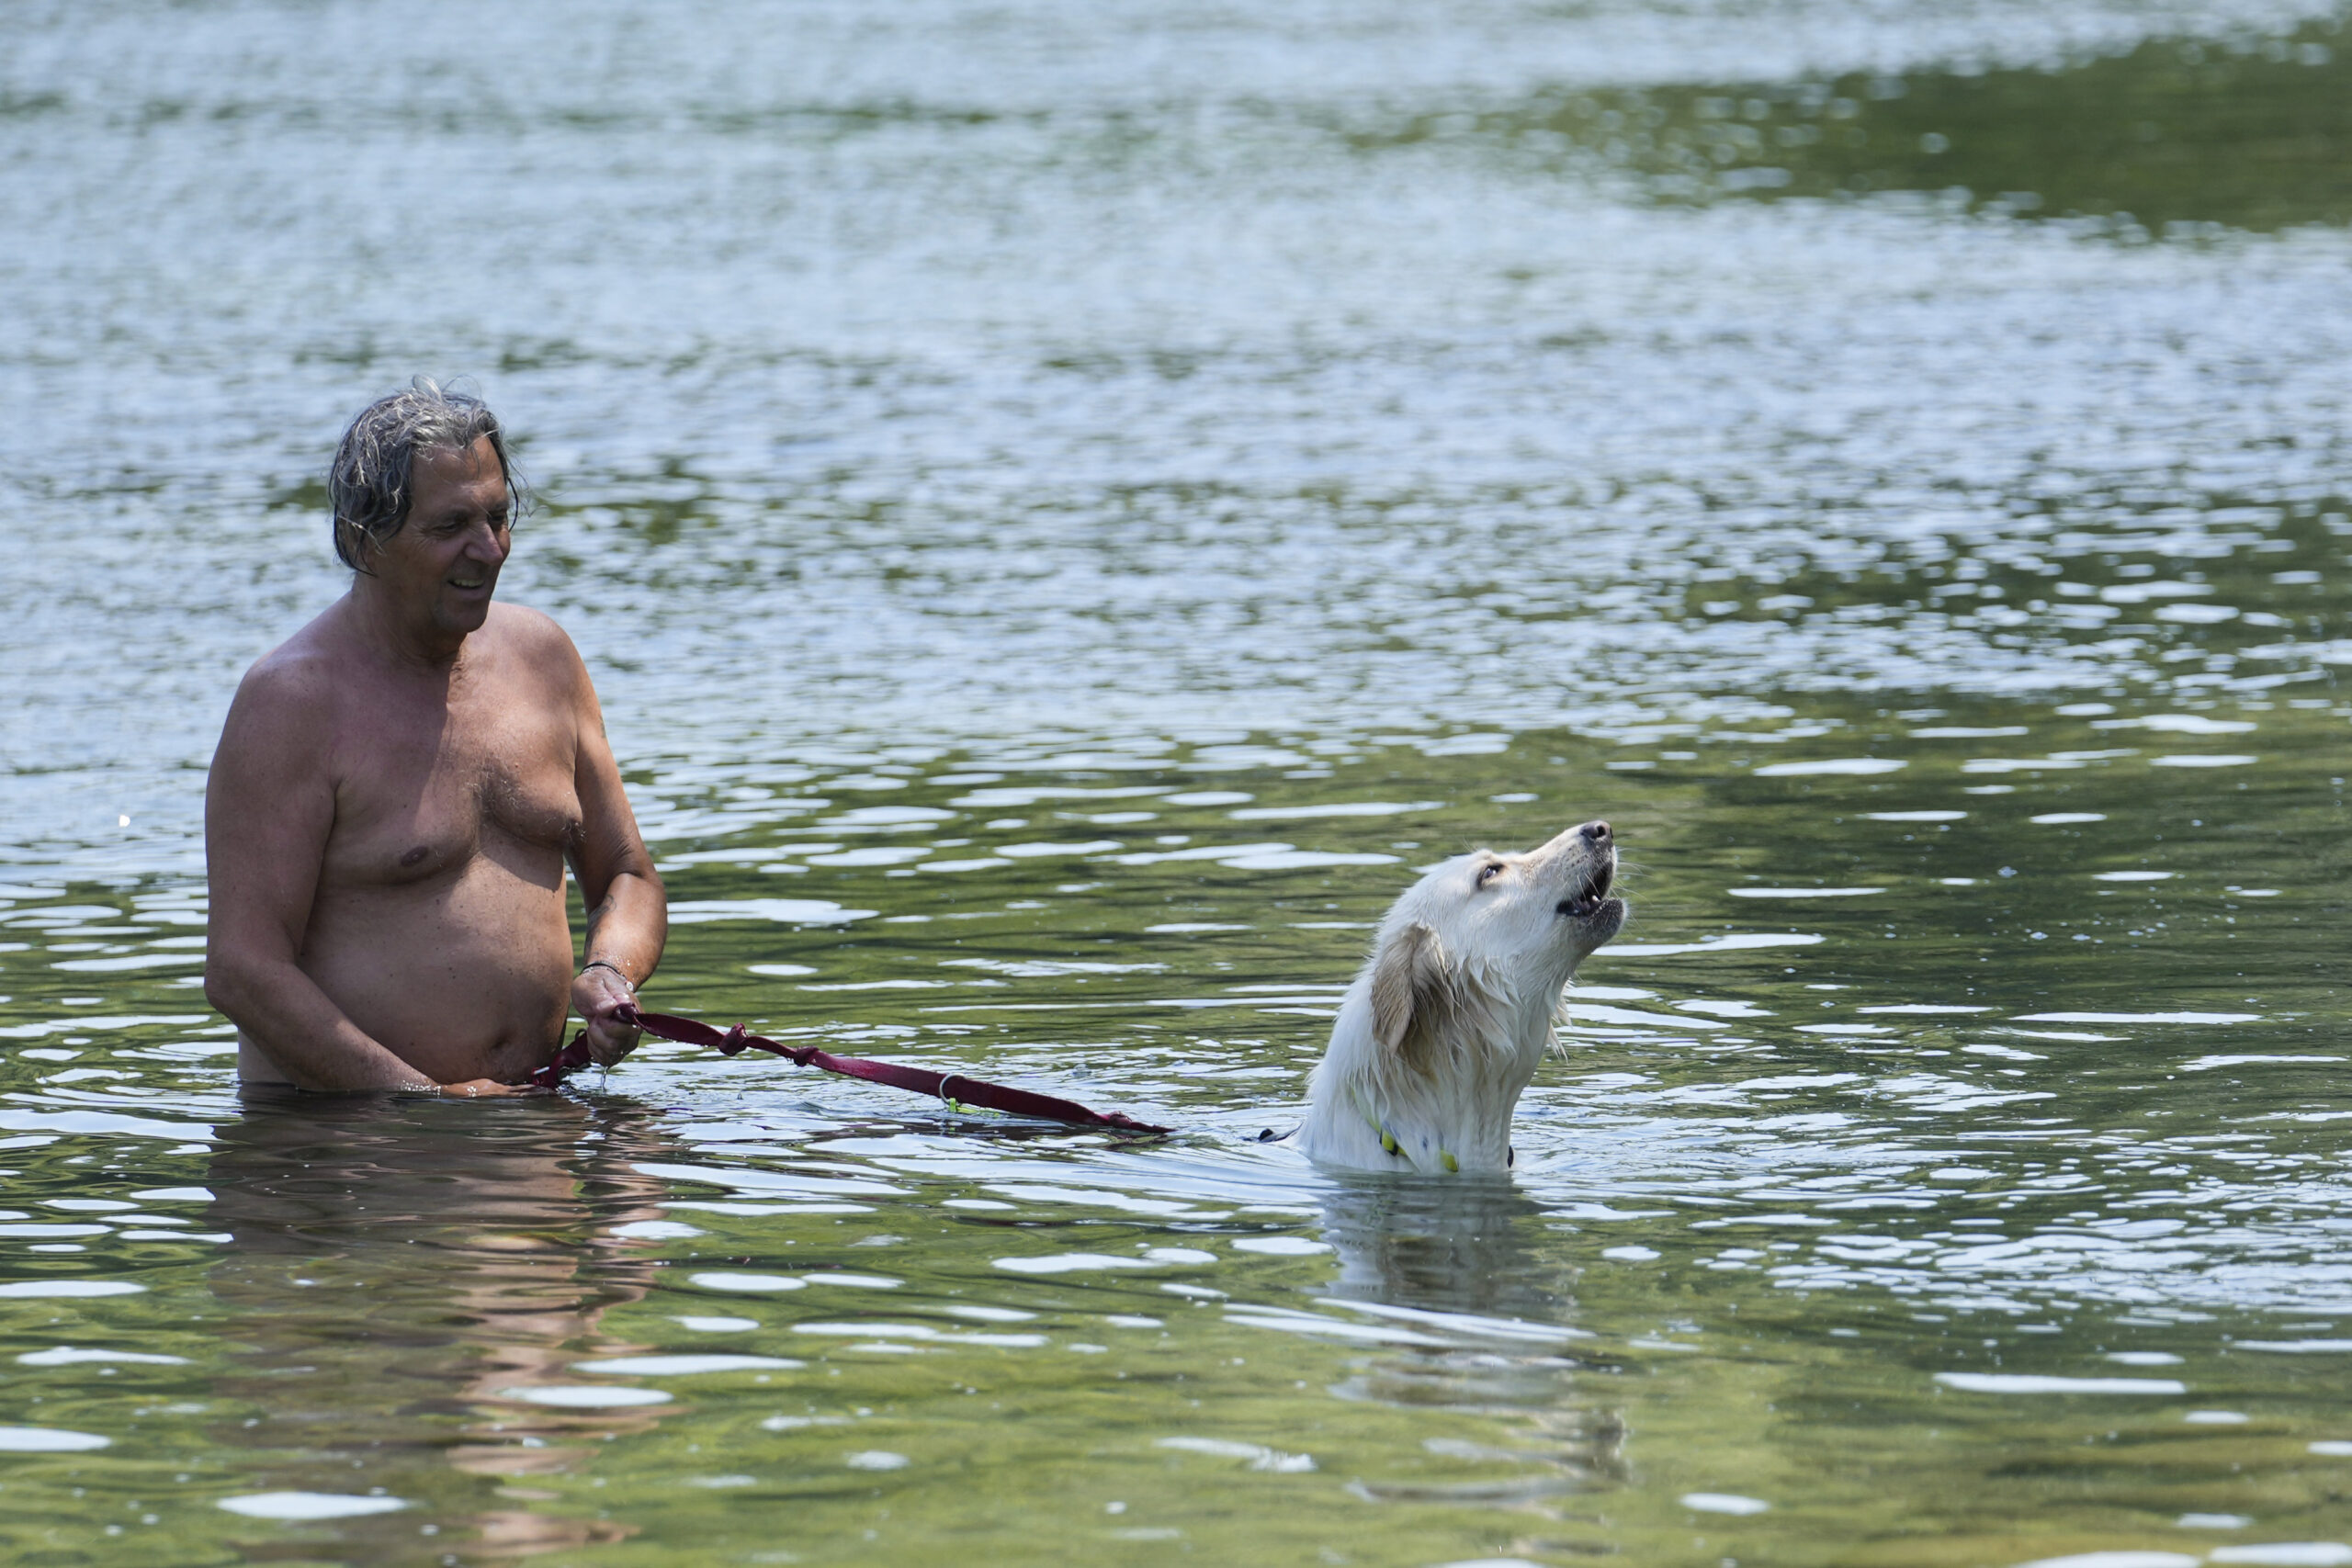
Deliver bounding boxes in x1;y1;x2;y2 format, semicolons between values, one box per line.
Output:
530;1003;1170;1136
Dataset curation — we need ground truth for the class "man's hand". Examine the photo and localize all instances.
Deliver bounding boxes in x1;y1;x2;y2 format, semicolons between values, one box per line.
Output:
572;964;642;1067
439;1077;548;1099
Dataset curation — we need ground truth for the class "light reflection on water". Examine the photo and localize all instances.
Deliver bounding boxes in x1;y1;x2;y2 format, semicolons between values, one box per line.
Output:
4;728;2352;1562
6;0;2352;1562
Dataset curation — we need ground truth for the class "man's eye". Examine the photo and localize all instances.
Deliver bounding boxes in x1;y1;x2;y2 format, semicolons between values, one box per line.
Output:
1476;863;1503;886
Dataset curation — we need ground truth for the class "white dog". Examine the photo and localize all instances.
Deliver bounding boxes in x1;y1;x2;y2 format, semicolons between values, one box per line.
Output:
1293;821;1624;1173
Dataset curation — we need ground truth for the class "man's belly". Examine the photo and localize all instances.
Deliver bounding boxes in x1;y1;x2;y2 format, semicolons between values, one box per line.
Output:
255;854;576;1086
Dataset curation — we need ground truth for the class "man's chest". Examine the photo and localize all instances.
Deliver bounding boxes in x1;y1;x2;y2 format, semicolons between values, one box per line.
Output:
324;694;582;883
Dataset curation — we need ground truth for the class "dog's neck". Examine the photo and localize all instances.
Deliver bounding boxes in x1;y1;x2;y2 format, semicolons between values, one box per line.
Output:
1302;961;1567;1174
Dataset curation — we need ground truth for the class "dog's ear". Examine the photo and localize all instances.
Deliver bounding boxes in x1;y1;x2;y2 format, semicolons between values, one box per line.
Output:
1370;920;1456;1073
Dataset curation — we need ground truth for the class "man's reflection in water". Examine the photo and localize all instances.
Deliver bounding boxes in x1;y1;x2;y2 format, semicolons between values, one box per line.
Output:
206;1091;681;1561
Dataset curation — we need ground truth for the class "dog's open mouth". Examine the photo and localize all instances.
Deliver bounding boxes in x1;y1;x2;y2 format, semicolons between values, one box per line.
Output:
1556;858;1616;919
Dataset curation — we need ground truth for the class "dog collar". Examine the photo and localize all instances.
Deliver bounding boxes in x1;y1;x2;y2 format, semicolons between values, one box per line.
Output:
1358;1100;1458;1172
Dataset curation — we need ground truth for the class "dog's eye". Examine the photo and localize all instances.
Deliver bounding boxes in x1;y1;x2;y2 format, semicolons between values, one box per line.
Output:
1476;863;1504;886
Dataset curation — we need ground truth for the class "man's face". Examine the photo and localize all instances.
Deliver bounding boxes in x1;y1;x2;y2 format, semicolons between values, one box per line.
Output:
375;436;511;638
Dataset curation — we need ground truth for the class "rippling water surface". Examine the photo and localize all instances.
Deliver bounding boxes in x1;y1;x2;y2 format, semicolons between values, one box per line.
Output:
6;1;2352;1563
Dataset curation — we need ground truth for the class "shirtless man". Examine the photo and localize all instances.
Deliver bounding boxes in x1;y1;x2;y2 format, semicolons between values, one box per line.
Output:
204;381;665;1094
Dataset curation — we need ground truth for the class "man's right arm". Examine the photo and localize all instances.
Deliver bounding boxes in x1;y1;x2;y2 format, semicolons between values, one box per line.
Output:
202;661;513;1095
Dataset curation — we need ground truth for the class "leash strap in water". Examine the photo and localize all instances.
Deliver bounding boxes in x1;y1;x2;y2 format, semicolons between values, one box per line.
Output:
529;1002;1170;1136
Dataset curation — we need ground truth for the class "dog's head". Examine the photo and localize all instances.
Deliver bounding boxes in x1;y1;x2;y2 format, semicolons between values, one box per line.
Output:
1368;821;1624;1069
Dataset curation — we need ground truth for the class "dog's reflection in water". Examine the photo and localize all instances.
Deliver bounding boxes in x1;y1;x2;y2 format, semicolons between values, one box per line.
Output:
204;1091;680;1560
1317;1173;1557;1320
1315;1175;1628;1495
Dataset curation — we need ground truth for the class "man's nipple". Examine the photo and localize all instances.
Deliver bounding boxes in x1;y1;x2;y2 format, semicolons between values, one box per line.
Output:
399;845;430;868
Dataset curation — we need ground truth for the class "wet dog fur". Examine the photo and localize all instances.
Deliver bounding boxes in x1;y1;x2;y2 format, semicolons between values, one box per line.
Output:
1292;821;1625;1173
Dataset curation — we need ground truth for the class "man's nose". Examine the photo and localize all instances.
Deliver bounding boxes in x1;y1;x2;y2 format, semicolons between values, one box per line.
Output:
463;517;510;561
1578;820;1611;844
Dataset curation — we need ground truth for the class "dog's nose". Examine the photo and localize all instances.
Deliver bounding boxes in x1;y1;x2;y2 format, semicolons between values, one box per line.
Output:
1579;820;1611;843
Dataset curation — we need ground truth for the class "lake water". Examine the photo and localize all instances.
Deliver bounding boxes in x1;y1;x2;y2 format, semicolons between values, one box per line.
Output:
5;1;2352;1563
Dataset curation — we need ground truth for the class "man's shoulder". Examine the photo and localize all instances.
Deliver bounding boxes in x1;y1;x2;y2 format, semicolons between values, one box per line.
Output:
235;612;354;716
484;601;575;651
481;603;591;686
215;614;356;776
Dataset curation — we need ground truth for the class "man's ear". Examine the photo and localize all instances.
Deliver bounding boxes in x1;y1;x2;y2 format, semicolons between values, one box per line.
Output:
1370;920;1458;1074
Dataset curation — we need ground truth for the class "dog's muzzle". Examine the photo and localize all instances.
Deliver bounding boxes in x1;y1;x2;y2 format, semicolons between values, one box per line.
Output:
1556;856;1616;919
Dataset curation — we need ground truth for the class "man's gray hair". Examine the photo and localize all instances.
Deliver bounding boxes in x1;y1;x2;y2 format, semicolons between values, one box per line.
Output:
327;378;529;570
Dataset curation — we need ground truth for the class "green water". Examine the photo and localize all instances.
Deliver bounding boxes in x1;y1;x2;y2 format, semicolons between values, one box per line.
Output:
1456;16;2352;231
7;0;2352;1563
6;713;2352;1564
